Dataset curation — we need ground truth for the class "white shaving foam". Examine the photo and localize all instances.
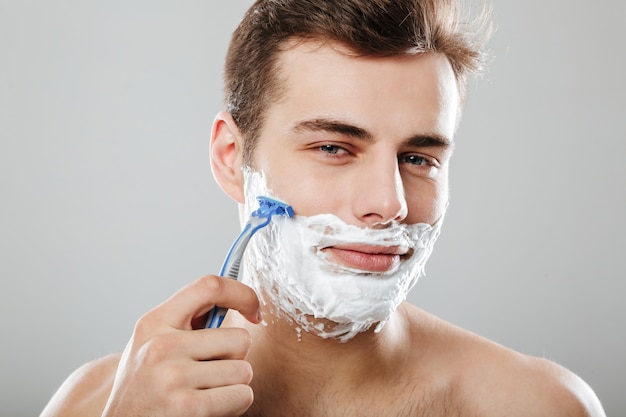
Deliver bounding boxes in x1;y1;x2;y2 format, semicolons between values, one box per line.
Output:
240;169;443;342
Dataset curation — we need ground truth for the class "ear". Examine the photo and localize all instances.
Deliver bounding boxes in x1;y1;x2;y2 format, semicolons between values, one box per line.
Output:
210;112;245;203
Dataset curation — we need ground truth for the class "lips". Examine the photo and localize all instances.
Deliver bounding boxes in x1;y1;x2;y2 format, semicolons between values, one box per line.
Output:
321;244;408;273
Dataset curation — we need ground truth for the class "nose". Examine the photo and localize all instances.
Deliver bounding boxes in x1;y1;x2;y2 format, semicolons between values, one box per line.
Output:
352;157;408;226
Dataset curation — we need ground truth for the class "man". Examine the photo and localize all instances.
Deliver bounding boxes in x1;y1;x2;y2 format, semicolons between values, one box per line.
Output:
42;1;606;416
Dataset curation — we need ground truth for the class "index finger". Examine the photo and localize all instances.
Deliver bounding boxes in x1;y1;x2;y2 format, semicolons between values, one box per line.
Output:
151;275;261;330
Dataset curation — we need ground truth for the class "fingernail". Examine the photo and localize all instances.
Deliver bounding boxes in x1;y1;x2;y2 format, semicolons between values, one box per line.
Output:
256;309;264;323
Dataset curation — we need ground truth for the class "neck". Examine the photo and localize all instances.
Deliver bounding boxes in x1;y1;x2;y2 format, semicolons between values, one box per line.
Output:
225;307;411;389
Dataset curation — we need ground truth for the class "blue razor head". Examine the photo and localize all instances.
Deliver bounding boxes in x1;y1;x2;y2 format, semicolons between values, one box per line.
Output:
253;196;294;218
205;195;293;329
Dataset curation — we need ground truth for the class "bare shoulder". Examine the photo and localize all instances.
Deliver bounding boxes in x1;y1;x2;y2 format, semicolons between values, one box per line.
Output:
40;353;121;417
399;304;606;417
463;344;607;417
508;355;607;417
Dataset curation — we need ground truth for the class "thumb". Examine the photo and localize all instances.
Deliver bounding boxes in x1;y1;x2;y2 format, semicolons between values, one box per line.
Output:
151;275;261;330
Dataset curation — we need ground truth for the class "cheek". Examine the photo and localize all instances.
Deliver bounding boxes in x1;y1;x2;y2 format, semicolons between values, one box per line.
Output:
254;149;344;217
250;160;309;213
404;178;449;224
269;174;340;217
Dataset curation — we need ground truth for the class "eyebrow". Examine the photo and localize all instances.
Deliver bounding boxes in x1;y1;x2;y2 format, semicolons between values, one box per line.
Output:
405;133;453;149
292;118;373;140
291;118;453;149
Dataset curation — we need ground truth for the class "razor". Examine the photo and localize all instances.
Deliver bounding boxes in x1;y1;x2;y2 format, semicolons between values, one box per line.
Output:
205;196;294;328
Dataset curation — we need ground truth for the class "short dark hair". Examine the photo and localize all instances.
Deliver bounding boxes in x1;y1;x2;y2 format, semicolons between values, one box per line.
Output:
224;0;491;163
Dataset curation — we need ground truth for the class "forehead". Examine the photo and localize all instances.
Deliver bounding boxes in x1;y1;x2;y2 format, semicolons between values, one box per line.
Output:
261;40;459;141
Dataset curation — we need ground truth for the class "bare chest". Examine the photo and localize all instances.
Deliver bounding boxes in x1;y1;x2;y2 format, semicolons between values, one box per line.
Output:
244;381;471;417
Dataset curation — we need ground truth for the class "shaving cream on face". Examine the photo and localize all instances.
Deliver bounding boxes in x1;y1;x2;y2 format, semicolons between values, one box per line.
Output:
240;169;443;342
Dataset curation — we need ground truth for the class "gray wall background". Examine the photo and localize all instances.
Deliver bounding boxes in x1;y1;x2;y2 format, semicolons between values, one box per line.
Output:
1;1;624;416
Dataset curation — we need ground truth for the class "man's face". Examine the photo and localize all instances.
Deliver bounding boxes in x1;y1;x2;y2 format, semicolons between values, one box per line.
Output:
251;41;458;228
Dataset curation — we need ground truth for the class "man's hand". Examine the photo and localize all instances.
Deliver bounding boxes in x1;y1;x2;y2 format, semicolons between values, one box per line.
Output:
101;275;262;417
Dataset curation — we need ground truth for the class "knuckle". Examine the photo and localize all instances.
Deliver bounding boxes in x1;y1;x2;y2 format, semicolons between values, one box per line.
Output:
199;275;224;296
137;334;174;365
213;385;254;415
162;362;187;390
236;384;255;411
132;313;154;340
236;360;254;384
229;328;252;358
175;383;254;416
175;390;203;416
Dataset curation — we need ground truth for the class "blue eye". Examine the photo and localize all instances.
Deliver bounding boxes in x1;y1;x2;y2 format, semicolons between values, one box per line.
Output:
402;155;429;166
320;144;341;154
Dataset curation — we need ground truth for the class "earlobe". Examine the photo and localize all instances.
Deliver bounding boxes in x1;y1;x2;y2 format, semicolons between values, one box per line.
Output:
210;112;245;203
